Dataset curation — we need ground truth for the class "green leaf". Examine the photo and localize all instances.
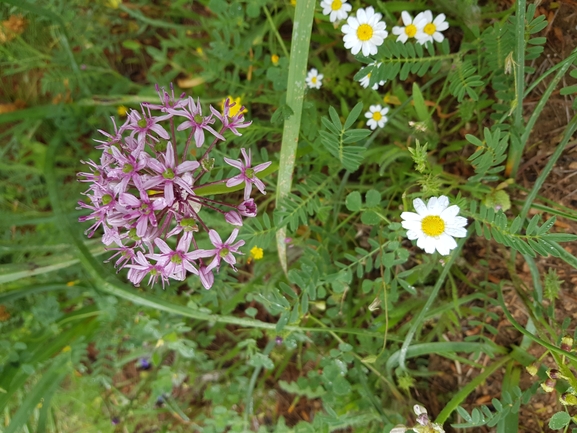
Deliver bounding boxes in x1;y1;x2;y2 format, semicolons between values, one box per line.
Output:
346;191;362;212
361;211;380;225
344;102;363;129
549;412;571;430
332;376;352;396
365;189;381;208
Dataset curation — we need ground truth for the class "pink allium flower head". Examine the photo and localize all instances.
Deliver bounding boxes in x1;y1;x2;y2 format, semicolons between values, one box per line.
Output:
78;85;271;290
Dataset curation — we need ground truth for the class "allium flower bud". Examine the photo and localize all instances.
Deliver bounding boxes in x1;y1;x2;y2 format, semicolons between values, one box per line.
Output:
526;363;539;377
562;336;574;352
78;85;271;290
541;378;556;393
225;211;243;227
238;199;257;217
561;393;577;406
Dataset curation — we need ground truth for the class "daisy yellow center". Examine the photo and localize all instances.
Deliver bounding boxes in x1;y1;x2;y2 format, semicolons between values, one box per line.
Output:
424;23;437;36
357;24;374;42
372;112;382;121
311;76;317;84
405;24;417;37
331;0;342;11
421;215;445;237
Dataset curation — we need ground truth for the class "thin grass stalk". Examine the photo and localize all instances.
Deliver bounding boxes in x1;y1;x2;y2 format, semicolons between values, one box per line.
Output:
275;0;316;274
397;228;471;371
520;115;577;220
520;49;577;151
505;0;526;177
435;356;511;425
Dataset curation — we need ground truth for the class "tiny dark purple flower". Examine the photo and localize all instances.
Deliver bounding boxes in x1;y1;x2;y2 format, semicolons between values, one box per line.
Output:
111;417;120;425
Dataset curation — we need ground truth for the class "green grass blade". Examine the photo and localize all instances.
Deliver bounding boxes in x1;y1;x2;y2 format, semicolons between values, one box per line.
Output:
397;228;471;371
275;0;316;274
4;359;69;433
497;361;521;433
0;246;106;284
519;116;577;221
0;284;84;303
505;0;526;177
435;356;510;425
385;341;505;375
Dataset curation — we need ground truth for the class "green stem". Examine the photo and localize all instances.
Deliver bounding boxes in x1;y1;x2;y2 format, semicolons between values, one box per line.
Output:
275;0;316;274
435;356;511;425
244;339;276;427
263;6;290;59
519;49;577;154
505;0;526;177
520;116;577;220
397;228;471;371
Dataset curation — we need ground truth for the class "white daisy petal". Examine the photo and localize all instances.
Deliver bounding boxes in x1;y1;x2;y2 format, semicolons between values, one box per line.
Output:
440;205;460;219
401;11;411;26
413;198;427;216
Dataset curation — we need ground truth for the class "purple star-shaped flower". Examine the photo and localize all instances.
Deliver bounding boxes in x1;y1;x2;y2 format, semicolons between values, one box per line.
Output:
194;229;245;272
224;148;272;200
148;232;200;280
125;106;171;151
143;142;199;207
119;190;167;238
170;97;224;148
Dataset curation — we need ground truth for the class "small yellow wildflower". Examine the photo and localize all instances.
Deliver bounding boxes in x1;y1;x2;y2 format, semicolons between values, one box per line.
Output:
222;96;247;118
62;345;72;353
271;54;280;65
196;47;204;55
117;105;128;117
155;339;164;348
290;0;296;5
250;246;264;261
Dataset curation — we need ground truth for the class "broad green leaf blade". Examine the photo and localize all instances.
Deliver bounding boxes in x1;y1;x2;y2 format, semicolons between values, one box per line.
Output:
275;0;316;274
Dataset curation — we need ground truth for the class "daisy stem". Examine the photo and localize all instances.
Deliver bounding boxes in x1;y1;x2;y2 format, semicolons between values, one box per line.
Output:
397;227;471;372
275;0;316;275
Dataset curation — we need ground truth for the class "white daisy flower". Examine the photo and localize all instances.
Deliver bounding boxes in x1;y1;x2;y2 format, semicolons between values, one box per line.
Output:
392;11;426;43
305;68;323;89
365;104;389;130
342;7;388;57
414;11;449;45
320;0;352;23
400;195;467;256
358;64;386;90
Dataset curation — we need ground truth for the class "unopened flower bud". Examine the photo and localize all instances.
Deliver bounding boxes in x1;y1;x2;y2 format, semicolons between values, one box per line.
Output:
225;211;243;227
526;363;539;376
561;393;577;406
548;369;562;380
541;378;556;393
238;199;257;217
561;336;574;352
